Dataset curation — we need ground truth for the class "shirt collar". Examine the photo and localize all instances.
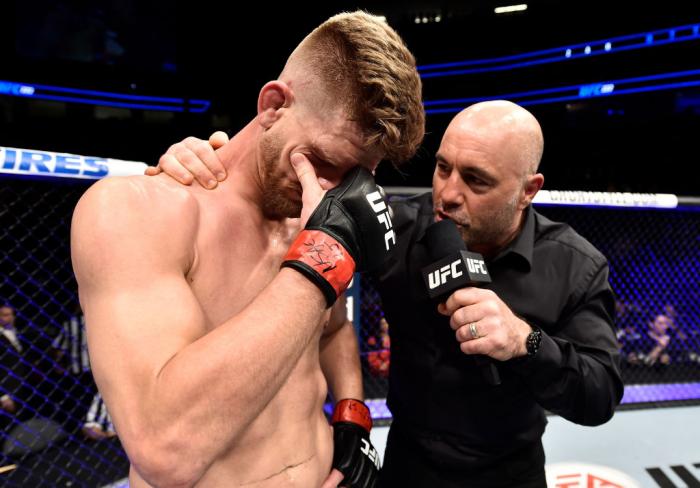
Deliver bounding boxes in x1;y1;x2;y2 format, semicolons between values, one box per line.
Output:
491;206;535;270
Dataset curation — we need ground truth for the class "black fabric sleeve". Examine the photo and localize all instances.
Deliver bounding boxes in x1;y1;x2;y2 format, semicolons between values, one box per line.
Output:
508;261;624;426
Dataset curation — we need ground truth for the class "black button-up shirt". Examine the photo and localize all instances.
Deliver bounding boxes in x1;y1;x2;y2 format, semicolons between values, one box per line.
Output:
374;192;623;469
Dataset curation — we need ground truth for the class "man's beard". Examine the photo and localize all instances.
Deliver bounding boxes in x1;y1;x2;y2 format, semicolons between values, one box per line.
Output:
260;131;301;220
443;193;520;250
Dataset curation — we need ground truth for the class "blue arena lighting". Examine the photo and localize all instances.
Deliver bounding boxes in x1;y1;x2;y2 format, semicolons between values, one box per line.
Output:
26;82;185;103
25;94;187;112
0;79;210;113
423;68;700;113
418;23;700;78
189;99;212;113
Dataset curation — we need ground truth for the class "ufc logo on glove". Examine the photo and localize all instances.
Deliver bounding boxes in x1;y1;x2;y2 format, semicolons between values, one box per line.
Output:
360;438;381;469
366;191;396;251
282;167;397;307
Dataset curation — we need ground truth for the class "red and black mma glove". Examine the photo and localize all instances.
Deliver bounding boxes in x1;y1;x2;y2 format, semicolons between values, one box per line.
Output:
282;166;395;307
331;399;380;488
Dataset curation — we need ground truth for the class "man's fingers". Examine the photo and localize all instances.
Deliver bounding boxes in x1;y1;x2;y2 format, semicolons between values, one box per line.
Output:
290;152;315;185
157;154;193;185
320;469;345;488
291;153;326;228
440;294;463;316
157;136;227;188
178;138;227;186
209;131;229;149
192;141;227;185
161;150;219;189
441;287;485;315
460;337;489;356
318;177;333;190
291;153;323;198
144;166;162;176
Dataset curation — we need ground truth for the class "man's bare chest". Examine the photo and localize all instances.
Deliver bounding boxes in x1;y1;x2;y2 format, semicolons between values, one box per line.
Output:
186;221;297;330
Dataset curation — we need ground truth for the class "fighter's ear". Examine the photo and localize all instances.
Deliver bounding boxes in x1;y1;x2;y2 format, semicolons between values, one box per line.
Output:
257;81;294;129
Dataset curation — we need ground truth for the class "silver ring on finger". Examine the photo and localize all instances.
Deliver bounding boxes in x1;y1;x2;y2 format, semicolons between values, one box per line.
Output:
468;322;481;340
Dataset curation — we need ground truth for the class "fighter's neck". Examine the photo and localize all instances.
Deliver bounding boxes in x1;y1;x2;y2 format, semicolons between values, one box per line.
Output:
216;119;260;176
212;120;267;205
206;121;288;229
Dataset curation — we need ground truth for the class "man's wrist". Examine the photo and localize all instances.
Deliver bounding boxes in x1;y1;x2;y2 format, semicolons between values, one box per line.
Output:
331;398;372;432
282;230;356;307
513;319;533;357
512;317;543;358
279;267;329;308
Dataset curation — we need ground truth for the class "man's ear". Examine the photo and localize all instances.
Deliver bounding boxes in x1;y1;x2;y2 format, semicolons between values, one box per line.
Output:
520;173;544;209
257;81;294;129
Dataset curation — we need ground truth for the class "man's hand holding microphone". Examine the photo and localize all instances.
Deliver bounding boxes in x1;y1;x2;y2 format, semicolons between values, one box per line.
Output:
421;219;538;386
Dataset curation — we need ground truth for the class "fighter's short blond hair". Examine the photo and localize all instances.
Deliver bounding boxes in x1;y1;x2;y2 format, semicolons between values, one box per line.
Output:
294;11;425;165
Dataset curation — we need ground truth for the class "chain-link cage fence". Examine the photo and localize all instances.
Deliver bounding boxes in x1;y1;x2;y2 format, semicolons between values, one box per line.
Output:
1;178;129;487
537;205;700;395
2;176;699;484
358;275;390;401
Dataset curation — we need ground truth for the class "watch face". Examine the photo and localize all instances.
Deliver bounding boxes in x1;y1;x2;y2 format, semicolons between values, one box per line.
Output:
527;329;542;356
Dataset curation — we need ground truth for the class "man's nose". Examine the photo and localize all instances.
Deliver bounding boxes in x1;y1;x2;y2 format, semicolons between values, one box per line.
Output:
439;173;465;208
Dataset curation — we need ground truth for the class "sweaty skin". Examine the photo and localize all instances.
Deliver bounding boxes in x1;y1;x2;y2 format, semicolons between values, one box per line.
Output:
72;113;373;486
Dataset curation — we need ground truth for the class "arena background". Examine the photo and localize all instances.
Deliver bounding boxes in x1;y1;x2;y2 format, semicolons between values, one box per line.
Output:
2;1;700;486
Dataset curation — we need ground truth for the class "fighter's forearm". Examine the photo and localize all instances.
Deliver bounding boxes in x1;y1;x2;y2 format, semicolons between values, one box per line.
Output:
130;269;327;485
320;319;364;402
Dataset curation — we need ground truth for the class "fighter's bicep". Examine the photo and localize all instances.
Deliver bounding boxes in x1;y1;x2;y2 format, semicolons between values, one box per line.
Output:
83;272;206;401
71;177;203;423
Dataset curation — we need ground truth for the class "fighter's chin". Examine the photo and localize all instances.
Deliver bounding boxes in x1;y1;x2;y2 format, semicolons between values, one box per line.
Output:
281;199;303;219
262;192;302;220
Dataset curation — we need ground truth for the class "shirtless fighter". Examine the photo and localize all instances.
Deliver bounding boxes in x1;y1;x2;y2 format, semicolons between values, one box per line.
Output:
70;11;424;488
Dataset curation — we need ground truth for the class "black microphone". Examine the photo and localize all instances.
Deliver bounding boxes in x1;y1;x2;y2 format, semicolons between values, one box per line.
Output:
421;219;501;386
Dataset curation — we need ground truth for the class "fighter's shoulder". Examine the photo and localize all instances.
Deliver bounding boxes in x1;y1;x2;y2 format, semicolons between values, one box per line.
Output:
78;174;197;215
73;175;199;241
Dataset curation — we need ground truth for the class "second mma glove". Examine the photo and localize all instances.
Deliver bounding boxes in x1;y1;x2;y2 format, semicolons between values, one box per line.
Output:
282;166;395;306
331;399;381;488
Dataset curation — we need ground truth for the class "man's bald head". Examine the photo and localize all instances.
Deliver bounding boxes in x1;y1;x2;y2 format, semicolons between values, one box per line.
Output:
447;100;544;178
433;100;545;257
